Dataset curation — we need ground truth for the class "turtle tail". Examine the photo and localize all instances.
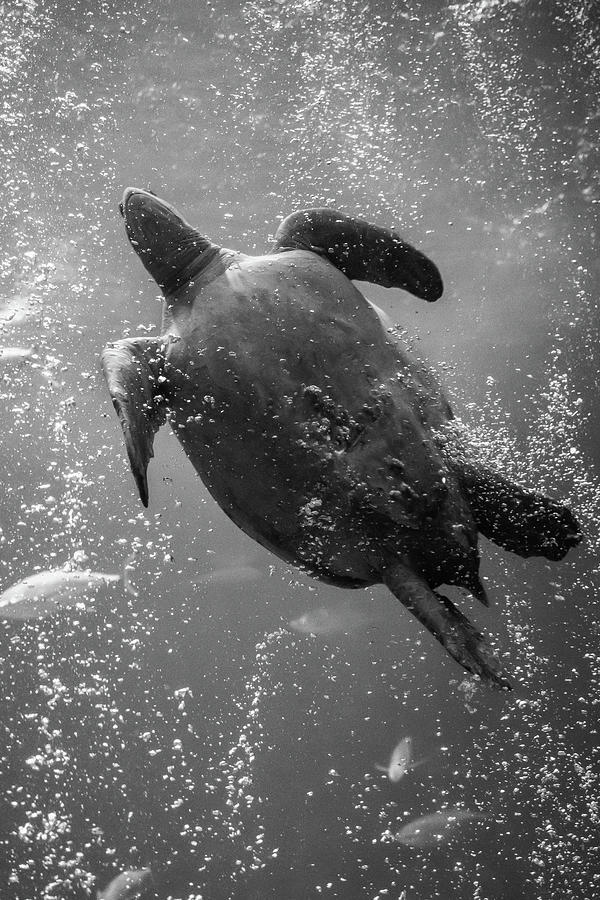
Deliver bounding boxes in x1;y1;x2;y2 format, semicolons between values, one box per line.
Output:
457;461;582;561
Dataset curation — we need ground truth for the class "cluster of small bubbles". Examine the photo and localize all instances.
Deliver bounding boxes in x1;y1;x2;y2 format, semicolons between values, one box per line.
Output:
450;0;541;180
223;0;462;229
0;6;160;898
441;293;600;892
522;260;600;894
448;0;600;206
434;6;600;890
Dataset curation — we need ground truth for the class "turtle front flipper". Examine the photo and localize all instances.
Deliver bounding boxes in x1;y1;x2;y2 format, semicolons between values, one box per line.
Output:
102;338;168;507
383;561;511;689
121;188;222;297
272;208;443;301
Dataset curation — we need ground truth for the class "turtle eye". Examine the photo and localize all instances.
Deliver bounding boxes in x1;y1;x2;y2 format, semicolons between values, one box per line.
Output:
118;202;124;217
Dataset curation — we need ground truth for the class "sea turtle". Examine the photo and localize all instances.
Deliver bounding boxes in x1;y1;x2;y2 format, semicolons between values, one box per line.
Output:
102;188;581;688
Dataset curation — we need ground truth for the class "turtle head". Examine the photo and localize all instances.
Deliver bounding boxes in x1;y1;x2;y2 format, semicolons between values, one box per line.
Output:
121;188;220;296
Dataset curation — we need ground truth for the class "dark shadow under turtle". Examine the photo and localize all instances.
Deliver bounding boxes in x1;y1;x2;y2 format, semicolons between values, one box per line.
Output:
102;188;581;689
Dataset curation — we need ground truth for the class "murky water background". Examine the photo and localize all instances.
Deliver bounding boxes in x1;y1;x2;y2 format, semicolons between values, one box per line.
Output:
1;1;599;897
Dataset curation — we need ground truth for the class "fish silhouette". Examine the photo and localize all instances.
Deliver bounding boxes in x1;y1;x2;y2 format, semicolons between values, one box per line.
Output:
0;568;120;620
396;808;488;848
290;603;370;635
97;867;153;900
375;736;426;782
0;346;34;364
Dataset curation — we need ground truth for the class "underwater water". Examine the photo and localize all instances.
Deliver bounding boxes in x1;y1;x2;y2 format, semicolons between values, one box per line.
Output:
1;0;599;897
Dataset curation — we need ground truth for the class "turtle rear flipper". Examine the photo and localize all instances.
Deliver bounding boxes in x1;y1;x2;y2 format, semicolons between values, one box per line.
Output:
102;337;168;507
383;561;511;689
458;462;582;561
272;208;443;301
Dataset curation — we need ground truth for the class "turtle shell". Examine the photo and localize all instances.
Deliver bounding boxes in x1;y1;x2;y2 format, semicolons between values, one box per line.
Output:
162;250;476;590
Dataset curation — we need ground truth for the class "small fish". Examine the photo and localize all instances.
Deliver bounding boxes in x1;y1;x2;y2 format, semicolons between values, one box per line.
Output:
290;603;369;635
0;346;34;364
376;736;423;783
0;568;121;620
97;867;153;900
395;809;487;848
